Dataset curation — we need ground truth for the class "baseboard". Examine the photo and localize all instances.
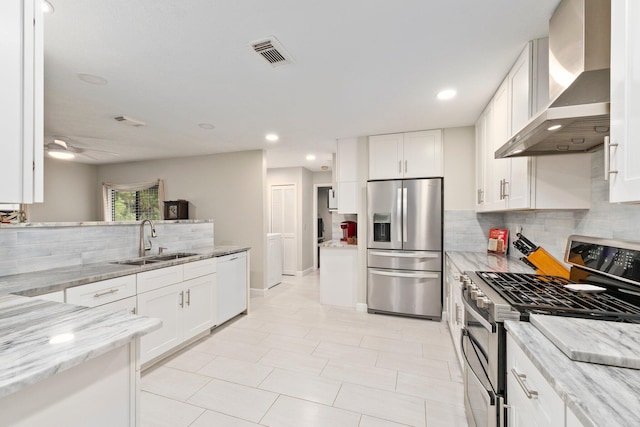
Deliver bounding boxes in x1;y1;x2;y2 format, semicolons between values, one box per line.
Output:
250;287;268;298
297;266;315;276
355;303;368;313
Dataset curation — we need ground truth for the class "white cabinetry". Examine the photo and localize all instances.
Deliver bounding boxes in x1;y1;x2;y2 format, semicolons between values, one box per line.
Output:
66;275;137;308
609;0;640;202
445;255;464;367
369;130;443;180
0;0;43;204
507;333;564;427
336;137;358;214
216;251;248;325
476;39;590;212
319;246;357;308
137;259;216;365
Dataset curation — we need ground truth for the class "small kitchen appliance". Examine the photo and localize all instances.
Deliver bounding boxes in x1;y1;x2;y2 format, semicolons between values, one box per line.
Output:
461;235;640;427
340;221;357;242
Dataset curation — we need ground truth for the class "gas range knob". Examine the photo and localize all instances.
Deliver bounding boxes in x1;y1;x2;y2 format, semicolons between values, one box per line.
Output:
470;290;481;300
477;297;491;309
460;275;470;285
469;283;478;292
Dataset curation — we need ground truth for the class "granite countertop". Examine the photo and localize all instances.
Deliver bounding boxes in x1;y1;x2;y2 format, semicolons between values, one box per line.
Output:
505;319;640;427
319;240;358;249
0;294;161;398
0;245;250;297
445;251;534;274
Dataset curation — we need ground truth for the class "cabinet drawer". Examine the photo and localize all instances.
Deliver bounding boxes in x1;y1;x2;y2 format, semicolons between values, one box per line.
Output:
99;296;137;315
66;275;136;307
137;265;184;294
183;258;216;281
507;335;564;427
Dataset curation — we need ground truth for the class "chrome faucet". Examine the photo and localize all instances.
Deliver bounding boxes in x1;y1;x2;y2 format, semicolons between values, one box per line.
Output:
139;219;157;257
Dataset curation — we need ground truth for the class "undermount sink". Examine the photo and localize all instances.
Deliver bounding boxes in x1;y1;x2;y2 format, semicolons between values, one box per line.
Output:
112;252;199;266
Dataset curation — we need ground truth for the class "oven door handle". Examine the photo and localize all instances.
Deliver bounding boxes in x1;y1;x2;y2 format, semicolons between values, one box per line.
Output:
462;295;496;333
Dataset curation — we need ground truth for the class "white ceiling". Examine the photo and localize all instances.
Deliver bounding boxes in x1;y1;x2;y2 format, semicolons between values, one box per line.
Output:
43;0;560;171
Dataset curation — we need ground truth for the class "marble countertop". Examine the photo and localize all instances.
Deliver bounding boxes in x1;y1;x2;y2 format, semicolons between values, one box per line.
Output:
319;240;358;249
505;319;640;427
0;245;250;297
445;251;535;274
0;219;213;229
0;294;161;398
530;314;640;369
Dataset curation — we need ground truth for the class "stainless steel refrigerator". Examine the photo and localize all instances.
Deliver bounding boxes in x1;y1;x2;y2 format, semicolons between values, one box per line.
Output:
367;178;443;319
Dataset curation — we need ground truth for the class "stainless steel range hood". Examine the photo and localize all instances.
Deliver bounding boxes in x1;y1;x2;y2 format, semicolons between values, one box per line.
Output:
495;0;611;159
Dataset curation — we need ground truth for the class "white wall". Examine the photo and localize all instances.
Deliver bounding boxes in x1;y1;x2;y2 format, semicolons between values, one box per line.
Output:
443;126;475;211
28;158;99;222
97;150;267;289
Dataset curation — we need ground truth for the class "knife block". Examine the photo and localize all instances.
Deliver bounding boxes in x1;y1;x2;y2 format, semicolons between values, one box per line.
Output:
528;248;570;278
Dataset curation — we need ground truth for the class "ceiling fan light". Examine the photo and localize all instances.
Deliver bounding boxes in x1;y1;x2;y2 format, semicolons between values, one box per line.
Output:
48;149;75;160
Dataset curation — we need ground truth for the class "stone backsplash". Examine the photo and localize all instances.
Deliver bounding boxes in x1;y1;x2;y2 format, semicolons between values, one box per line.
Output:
0;220;214;276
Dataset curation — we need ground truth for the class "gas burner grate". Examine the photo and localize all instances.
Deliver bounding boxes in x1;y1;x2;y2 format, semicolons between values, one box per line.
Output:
476;272;640;320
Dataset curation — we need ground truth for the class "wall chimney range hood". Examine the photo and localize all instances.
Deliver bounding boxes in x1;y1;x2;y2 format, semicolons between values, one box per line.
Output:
495;0;611;159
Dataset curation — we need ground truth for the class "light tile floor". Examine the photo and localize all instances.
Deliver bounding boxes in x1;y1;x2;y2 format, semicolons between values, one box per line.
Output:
141;271;468;427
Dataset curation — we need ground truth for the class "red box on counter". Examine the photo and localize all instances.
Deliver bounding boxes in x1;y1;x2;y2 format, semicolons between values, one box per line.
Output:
487;228;509;255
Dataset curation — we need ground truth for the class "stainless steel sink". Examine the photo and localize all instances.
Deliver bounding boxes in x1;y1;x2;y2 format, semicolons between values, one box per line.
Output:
112;252;199;266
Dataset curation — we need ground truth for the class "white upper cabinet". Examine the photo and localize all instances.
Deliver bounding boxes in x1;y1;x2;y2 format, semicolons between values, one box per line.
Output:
476;39;590;212
336;137;359;214
369;130;443;180
609;0;640;202
0;0;43;204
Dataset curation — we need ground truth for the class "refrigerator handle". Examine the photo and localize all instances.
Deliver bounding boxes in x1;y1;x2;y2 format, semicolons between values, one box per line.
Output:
396;188;402;242
402;187;408;243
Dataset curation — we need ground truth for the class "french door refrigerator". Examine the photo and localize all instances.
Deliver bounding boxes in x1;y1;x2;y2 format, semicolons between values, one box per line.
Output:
367;178;443;319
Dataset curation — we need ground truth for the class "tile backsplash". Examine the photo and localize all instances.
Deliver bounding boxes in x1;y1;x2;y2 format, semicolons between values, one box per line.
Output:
445;150;640;263
0;221;214;276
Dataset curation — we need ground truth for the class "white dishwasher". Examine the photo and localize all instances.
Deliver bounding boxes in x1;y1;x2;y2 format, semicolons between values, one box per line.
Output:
216;251;248;325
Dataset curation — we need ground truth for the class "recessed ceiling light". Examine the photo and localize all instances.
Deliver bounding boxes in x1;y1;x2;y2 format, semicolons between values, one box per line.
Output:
547;124;562;131
77;73;108;85
198;123;215;130
306;154;316;161
43;0;54;14
437;89;457;100
321;165;329;171
265;133;279;142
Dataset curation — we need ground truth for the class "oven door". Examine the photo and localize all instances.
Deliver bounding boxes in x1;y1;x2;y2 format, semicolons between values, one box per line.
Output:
462;296;502;427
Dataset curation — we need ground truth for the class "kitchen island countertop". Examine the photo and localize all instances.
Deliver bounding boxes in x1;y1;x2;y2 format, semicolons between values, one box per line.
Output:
0;294;161;398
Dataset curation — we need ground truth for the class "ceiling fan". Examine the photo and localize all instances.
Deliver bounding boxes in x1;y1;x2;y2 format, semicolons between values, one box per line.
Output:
45;138;119;160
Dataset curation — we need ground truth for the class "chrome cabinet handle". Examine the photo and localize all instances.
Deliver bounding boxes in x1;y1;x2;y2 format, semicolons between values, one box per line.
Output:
179;291;184;308
398;160;402;174
499;179;504;200
186;289;191;306
229;256;238;261
131;307;136;315
94;288;119;298
511;368;539;399
503;180;509;198
404;160;408;173
604;136;618;181
477;189;484;204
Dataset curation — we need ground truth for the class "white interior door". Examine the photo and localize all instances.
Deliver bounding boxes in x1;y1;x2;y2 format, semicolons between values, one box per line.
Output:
271;184;297;275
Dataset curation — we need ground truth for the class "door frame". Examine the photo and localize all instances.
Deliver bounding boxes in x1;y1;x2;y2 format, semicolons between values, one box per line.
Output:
313;182;332;269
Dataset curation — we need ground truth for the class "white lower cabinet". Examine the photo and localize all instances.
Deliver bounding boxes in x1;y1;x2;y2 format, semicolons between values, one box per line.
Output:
445;255;464;367
137;259;216;365
507;333;564;427
66;275;137;308
216;252;248;325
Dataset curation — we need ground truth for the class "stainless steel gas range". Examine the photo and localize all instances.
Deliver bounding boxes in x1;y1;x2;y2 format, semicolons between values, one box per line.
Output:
461;235;640;427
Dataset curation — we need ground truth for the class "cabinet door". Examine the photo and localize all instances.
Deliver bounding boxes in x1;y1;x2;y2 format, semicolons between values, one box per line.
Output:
475;110;488;211
485;80;510;211
0;0;43;204
216;252;248;325
183;274;216;340
506;157;532;210
337;137;358;182
610;0;640;202
369;134;403;180
138;283;183;364
403;130;443;178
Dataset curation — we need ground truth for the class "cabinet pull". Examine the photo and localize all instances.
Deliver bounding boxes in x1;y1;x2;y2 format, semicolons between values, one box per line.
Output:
186;289;191;306
499;179;504;200
511;368;538;399
404;160;408;173
503;180;509;198
604;136;618;181
94;288;119;298
179;291;184;308
131;307;136;315
398;160;402;173
229;256;238;261
477;189;484;204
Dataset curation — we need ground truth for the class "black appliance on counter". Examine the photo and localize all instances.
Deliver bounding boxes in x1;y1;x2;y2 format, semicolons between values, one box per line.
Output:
461;235;640;427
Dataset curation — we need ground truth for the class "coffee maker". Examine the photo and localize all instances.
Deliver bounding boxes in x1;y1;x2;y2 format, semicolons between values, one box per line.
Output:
340;221;357;242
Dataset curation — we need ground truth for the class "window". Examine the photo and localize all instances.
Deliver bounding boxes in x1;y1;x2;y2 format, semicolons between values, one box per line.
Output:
110;185;160;221
102;179;165;222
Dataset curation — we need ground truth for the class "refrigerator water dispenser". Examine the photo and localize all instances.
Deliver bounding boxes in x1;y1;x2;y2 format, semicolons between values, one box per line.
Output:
373;213;391;242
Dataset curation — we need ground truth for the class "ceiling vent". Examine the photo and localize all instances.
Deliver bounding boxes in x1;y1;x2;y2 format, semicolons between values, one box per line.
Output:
114;115;146;127
251;36;293;67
